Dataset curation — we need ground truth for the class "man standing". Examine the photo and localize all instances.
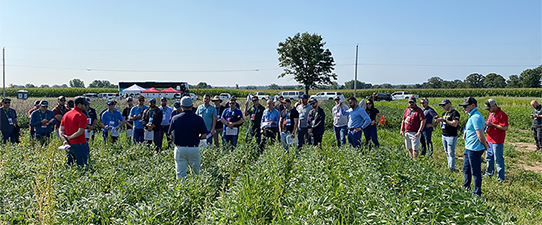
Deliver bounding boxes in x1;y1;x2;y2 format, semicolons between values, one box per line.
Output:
142;98;163;151
0;98;18;144
279;99;299;151
400;96;426;160
435;99;460;172
212;96;225;148
296;94;312;149
332;95;349;147
168;96;207;179
221;97;243;151
244;96;265;144
60;97;90;166
483;99;508;181
460;97;489;196
30;100;55;144
129;96;148;144
122;97;134;140
196;94;217;145
159;97;174;149
307;98;326;147
420;98;438;157
52;96;68;138
259;99;281;152
85;98;97;141
100;100;126;144
530;100;542;151
28;100;40;139
346;97;371;149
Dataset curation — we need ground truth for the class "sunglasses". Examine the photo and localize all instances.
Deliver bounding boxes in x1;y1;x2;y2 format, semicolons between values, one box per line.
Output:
252;99;258;102
59;99;66;102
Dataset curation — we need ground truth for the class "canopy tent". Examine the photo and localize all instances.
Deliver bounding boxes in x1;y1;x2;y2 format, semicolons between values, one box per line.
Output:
140;87;162;98
161;87;183;98
121;84;146;97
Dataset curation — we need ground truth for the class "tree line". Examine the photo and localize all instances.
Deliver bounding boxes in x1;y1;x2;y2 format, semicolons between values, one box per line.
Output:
9;79;119;89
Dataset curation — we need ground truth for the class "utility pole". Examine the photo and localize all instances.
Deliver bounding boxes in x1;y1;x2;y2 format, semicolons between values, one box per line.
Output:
3;47;5;98
354;44;358;97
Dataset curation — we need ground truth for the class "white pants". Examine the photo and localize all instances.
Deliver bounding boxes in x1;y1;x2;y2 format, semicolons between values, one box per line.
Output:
174;146;201;179
404;132;421;151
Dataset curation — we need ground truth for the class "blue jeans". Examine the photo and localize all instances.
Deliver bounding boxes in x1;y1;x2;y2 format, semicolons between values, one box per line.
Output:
420;128;433;156
348;129;363;149
485;143;505;180
2;131;16;144
133;128;144;144
442;135;458;171
463;149;484;196
297;127;310;150
333;125;347;147
102;131;119;144
245;128;261;144
222;135;238;152
363;124;379;149
35;132;51;144
66;142;90;166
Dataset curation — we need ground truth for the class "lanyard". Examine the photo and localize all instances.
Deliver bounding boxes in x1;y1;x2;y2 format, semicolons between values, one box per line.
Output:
2;108;10;119
109;110;116;122
489;112;495;123
40;111;47;120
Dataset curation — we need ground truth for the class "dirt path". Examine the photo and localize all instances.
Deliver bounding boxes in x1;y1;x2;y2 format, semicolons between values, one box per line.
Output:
509;142;542;173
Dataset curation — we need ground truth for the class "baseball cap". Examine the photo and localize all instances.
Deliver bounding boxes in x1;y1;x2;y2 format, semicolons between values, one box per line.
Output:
107;100;116;105
438;99;451;106
408;95;416;103
483;99;497;110
212;95;221;102
34;100;41;106
300;94;309;99
173;102;181;110
181;96;193;107
148;98;156;103
309;97;318;103
251;95;259;100
459;97;477;106
39;100;49;106
160;97;167;101
334;95;341;100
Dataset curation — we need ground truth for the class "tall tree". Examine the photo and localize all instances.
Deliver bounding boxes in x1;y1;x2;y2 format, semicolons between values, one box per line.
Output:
484;73;506;88
69;79;85;88
464;73;485;88
277;32;336;94
196;82;211;89
344;80;371;89
519;65;542;88
506;75;520;88
268;83;280;90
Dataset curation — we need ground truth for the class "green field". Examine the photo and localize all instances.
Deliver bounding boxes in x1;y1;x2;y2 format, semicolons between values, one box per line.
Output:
1;96;541;224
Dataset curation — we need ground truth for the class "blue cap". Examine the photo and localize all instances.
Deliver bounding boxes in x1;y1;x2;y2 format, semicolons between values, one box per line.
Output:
181;96;193;107
300;94;309;99
107;100;115;105
39;100;49;106
160;97;167;101
173;102;181;110
148;98;156;103
439;99;451;106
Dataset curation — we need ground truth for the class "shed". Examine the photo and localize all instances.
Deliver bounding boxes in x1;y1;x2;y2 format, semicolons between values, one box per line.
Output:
17;90;28;100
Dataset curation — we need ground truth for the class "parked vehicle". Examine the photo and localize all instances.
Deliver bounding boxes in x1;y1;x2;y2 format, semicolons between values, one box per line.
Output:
189;93;198;101
83;93;99;99
251;92;270;100
219;93;232;101
278;91;304;100
366;93;392;101
391;91;419;101
98;93;120;99
310;92;345;101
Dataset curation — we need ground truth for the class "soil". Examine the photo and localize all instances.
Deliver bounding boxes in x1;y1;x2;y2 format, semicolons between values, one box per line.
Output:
510;142;537;153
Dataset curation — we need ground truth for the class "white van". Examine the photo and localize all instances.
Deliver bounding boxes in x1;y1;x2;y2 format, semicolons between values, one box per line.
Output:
278;91;304;100
98;93;120;99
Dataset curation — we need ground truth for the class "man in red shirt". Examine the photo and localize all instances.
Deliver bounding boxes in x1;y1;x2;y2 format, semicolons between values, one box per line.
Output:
60;97;90;166
483;99;509;181
400;96;426;160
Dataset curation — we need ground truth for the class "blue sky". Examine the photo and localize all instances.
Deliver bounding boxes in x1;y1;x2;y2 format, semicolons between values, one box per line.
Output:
0;0;540;87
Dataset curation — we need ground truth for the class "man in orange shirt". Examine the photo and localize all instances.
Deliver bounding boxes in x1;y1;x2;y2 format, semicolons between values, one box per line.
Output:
60;97;90;166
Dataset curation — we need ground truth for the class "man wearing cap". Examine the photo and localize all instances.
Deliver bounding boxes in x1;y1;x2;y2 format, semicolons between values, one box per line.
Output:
459;97;489;196
30;100;55;144
296;94;312;149
530;100;542;151
279;99;299;151
483;99;508;181
159;97;174;149
221;97;244;151
435;99;461;172
101;100;126;144
60;97;90;166
274;95;285;112
420;98;438;157
244;96;265;144
122;97;135;140
85;98;98;141
172;102;182;117
346;97;371;149
259;99;281;152
196;94;217;145
400;96;426;160
28;100;40;139
129;95;149;144
212;95;226;148
332;95;349;147
168;96;207;179
142;98;163;151
52;96;68;138
0;98;18;144
307;97;326;147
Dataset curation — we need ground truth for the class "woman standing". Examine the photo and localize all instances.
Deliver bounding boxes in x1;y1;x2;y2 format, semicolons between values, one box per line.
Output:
364;99;382;149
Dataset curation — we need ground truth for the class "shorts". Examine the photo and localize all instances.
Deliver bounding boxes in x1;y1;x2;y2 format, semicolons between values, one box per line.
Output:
404;132;421;151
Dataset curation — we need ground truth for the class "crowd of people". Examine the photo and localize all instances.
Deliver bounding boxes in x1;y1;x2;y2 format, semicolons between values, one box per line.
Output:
0;93;533;195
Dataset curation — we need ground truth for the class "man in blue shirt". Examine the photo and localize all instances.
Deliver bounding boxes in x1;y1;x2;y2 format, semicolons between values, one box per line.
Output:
129;96;149;144
459;97;489;196
30;100;55;144
296;94;312;150
221;97;244;151
0;98;18;144
420;98;438;157
159;97;174;149
259;99;280;152
346;97;371;149
101;100;126;144
196;94;217;145
168;96;207;179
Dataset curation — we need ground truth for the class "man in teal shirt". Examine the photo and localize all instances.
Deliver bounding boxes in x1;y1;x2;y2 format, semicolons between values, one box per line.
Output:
196;94;217;145
459;97;489;196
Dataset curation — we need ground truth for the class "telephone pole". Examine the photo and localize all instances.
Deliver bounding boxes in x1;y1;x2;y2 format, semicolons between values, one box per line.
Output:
354;44;358;97
3;47;5;98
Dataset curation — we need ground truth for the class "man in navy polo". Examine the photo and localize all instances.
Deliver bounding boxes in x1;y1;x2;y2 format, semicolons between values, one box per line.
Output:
168;96;207;179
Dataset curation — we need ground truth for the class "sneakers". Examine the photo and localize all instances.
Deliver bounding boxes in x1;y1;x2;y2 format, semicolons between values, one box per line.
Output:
483;172;493;177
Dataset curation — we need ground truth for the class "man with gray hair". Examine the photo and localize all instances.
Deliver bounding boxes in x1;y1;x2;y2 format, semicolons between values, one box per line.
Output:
168;96;208;179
